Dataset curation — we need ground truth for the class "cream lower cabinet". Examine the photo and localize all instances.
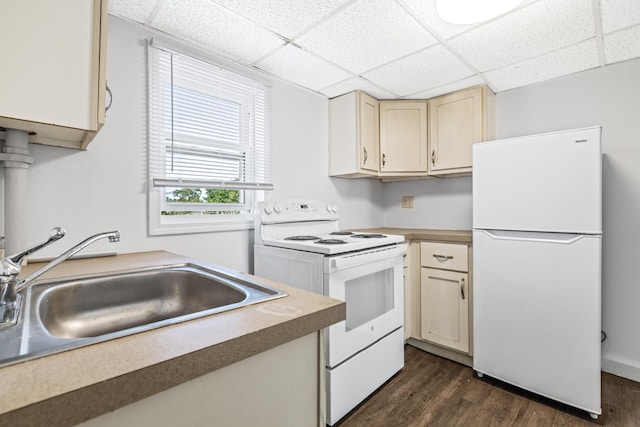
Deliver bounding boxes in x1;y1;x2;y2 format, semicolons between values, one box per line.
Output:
428;85;495;176
419;242;470;354
0;0;107;150
379;101;428;176
78;333;321;427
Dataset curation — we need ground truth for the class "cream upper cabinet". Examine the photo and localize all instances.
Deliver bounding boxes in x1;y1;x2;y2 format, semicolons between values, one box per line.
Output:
419;241;471;354
379;101;428;175
0;0;107;150
329;86;493;179
329;91;379;177
428;85;495;175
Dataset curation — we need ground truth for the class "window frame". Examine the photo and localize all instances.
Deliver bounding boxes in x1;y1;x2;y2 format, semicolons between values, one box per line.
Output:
147;39;272;236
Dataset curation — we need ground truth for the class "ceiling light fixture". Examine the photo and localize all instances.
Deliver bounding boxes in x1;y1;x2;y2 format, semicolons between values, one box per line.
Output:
436;0;526;25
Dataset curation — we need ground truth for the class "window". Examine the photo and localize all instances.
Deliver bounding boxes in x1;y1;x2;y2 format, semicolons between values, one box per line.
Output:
147;40;272;235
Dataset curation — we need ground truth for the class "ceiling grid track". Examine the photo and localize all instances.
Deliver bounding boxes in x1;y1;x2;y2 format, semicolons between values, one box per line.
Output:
591;0;606;66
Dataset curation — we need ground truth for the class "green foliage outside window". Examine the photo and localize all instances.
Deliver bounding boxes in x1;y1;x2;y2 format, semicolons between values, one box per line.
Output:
163;188;241;215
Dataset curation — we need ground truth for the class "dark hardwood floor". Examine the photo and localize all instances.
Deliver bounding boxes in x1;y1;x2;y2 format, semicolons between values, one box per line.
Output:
337;345;640;426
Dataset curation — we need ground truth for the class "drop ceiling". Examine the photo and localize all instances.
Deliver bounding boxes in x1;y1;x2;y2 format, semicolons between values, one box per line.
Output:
109;0;640;99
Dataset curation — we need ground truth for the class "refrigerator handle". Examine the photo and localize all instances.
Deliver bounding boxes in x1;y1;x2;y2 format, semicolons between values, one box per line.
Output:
477;229;595;244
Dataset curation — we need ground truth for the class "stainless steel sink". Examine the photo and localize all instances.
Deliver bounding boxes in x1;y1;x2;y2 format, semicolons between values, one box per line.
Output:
0;264;287;367
39;268;252;338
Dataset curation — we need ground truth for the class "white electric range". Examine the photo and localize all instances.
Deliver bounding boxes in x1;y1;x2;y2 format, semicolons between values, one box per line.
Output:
253;199;406;425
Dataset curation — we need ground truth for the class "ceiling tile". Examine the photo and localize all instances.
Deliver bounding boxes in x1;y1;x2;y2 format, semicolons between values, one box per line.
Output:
599;0;640;33
320;77;398;99
211;0;350;39
256;45;352;91
362;44;475;97
400;0;537;40
151;0;284;64
449;0;595;72
296;0;437;74
402;76;487;99
108;0;159;23
484;39;599;91
604;25;640;64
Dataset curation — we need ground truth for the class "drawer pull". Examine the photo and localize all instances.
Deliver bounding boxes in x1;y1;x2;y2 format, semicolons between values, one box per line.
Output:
433;254;453;261
427;276;458;283
460;278;466;300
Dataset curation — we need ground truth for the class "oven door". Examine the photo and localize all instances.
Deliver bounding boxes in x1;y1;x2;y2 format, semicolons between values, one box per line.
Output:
323;244;406;368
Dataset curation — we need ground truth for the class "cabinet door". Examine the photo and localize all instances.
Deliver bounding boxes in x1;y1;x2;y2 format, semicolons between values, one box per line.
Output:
379;101;428;173
420;267;469;353
428;86;485;174
358;92;380;172
0;0;107;149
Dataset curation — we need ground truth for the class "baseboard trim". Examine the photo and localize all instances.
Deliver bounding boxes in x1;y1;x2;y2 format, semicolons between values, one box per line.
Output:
406;338;473;367
602;355;640;382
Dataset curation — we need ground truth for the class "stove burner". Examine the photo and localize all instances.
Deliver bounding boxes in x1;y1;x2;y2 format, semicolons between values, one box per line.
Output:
315;239;348;245
330;231;354;236
351;233;387;239
284;235;321;241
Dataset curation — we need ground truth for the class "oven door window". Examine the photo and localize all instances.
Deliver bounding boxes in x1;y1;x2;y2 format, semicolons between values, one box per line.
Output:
325;254;404;368
345;269;394;331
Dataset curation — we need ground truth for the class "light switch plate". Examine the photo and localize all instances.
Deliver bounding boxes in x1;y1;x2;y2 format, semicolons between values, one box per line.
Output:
401;196;414;208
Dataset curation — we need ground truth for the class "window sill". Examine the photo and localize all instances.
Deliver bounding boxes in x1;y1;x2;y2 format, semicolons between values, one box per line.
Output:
148;218;253;236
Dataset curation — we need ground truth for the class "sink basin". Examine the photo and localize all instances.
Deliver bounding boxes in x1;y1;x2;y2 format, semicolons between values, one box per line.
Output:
39;268;251;338
0;263;287;367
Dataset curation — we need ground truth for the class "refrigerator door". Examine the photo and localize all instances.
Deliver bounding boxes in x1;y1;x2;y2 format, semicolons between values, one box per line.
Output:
473;126;601;234
472;229;601;415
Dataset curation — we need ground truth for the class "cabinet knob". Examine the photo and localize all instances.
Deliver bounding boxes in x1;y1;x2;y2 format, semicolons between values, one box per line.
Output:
363;147;368;164
460;278;466;300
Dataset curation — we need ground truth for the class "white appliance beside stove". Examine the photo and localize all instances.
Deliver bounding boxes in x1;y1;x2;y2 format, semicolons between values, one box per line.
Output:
253;199;406;426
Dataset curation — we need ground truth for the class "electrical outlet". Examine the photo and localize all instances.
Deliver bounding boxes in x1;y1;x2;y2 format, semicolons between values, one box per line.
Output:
401;196;414;208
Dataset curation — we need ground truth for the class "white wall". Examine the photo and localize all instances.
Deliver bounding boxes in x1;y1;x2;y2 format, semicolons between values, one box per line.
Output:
383;176;472;229
384;57;640;381
14;16;384;273
269;80;385;229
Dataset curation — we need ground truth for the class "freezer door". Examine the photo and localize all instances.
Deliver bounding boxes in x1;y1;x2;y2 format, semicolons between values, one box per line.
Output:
472;229;601;415
472;126;601;234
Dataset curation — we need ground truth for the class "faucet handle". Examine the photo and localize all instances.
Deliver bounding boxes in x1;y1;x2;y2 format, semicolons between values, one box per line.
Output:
6;227;66;269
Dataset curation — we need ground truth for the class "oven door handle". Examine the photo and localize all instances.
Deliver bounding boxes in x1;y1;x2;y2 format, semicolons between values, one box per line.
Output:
327;244;407;271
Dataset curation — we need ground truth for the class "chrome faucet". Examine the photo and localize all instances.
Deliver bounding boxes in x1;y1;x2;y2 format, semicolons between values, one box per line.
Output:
0;228;120;328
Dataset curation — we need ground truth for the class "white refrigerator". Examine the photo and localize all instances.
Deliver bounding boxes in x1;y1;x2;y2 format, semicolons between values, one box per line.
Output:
472;126;602;419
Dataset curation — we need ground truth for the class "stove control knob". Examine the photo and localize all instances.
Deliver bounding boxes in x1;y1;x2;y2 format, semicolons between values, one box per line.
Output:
273;204;282;214
264;205;273;215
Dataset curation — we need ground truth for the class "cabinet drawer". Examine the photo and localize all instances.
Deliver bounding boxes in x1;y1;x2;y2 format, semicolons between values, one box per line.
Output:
420;242;468;272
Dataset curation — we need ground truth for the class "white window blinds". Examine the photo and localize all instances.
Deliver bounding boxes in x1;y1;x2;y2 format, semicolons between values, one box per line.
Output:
148;40;273;193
